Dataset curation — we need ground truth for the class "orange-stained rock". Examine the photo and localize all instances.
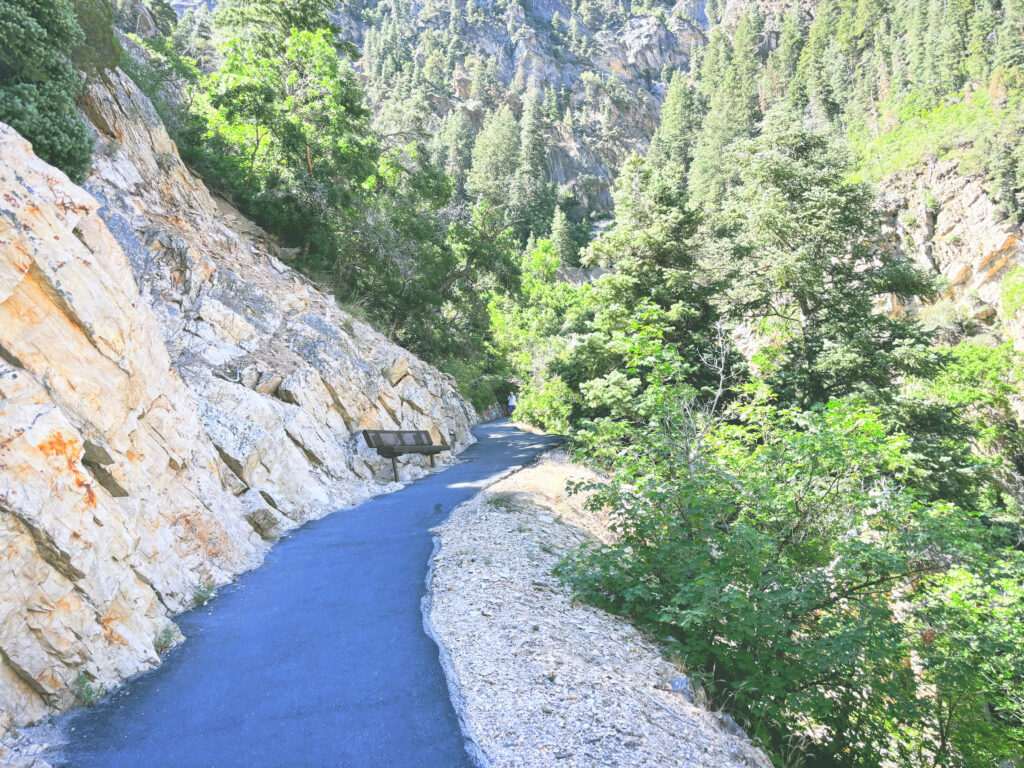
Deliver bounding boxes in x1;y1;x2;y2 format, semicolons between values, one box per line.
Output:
0;123;269;726
0;67;477;731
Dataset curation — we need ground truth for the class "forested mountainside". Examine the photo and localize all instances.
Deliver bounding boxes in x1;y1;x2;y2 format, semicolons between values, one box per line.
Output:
3;0;1024;765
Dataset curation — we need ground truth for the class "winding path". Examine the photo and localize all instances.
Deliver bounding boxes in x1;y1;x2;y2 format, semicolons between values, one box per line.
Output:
54;421;561;768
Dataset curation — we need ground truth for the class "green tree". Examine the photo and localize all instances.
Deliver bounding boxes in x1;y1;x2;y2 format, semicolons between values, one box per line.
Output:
647;72;704;170
508;92;555;240
713;110;938;409
213;0;336;56
558;357;1021;766
432;110;474;196
466;105;520;209
689;7;764;208
549;206;577;266
0;0;95;181
191;28;376;254
559;155;723;420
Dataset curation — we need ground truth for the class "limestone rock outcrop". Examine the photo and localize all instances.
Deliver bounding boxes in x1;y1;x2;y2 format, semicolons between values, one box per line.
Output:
0;122;264;729
0;69;476;731
878;157;1024;346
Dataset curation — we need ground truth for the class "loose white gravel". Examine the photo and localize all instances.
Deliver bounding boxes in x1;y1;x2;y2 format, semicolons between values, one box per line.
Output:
427;451;773;768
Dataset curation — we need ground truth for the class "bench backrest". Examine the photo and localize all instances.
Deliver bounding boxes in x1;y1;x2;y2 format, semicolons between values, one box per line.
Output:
362;429;435;449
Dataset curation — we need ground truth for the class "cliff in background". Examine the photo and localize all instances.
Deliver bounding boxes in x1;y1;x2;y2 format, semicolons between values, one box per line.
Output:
881;157;1024;347
0;69;476;734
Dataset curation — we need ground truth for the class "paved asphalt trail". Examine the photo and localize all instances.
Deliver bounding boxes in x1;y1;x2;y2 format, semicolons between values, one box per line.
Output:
54;420;560;768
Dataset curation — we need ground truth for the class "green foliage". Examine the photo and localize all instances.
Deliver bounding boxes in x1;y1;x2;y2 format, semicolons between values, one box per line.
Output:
71;0;123;73
548;206;577;266
188;28;376;253
714;112;940;409
647;71;704;170
557;325;1024;766
0;0;95;181
488;239;586;431
561;154;725;421
192;580;215;606
213;0;337;57
689;6;763;208
121;34;200;131
850;90;1013;183
1002;264;1024;318
153;626;176;655
73;672;103;706
912;340;1024;507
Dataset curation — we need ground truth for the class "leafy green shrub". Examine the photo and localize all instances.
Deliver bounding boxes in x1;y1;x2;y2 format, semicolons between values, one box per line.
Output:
192;580;215;606
557;325;1023;767
73;672;103;706
153;626;176;655
515;376;573;433
560;390;1023;765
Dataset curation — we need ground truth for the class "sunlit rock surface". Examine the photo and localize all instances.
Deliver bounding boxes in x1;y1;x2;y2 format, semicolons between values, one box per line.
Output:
0;69;476;731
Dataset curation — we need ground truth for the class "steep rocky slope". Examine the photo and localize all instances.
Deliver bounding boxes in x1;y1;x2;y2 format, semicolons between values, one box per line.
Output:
0;69;476;735
346;0;708;211
881;158;1024;345
166;0;709;212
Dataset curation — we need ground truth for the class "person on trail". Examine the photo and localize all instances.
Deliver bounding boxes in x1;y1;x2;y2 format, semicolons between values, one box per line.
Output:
507;391;518;416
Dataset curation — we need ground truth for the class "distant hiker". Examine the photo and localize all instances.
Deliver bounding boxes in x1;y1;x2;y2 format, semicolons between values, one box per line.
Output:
507;392;518;416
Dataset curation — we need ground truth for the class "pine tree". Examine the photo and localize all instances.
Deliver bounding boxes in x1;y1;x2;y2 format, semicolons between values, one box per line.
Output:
705;0;719;25
966;2;998;83
466;105;520;206
508;92;555;240
688;7;764;208
995;0;1024;70
549;206;577;265
213;0;335;56
544;86;560;122
0;0;94;181
695;28;732;99
434;110;473;195
714;109;938;409
648;72;704;170
763;10;806;107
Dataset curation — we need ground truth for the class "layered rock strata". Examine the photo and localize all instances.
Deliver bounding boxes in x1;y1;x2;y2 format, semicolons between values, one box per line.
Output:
0;69;475;732
879;157;1024;346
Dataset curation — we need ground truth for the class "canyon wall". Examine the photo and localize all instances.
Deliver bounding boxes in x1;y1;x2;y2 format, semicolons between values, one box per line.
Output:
0;70;476;734
879;157;1024;347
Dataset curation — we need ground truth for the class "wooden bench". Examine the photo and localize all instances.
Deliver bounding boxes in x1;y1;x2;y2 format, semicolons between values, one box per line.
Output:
361;429;450;482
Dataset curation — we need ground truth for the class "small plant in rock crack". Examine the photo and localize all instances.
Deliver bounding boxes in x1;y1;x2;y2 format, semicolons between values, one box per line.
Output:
192;580;216;606
73;672;102;707
154;627;176;655
538;541;556;555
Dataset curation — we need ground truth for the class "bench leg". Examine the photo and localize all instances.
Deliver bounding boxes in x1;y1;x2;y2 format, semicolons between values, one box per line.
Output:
392;456;399;483
430;454;435;467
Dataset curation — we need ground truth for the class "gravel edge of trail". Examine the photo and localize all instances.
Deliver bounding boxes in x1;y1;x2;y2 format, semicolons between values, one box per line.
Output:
425;450;774;768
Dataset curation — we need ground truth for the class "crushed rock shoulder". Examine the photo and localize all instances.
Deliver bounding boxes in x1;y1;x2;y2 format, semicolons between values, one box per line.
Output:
426;450;772;768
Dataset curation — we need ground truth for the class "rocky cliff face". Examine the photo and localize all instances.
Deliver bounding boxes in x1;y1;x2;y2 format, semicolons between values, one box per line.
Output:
339;0;709;212
879;158;1024;347
0;70;476;733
